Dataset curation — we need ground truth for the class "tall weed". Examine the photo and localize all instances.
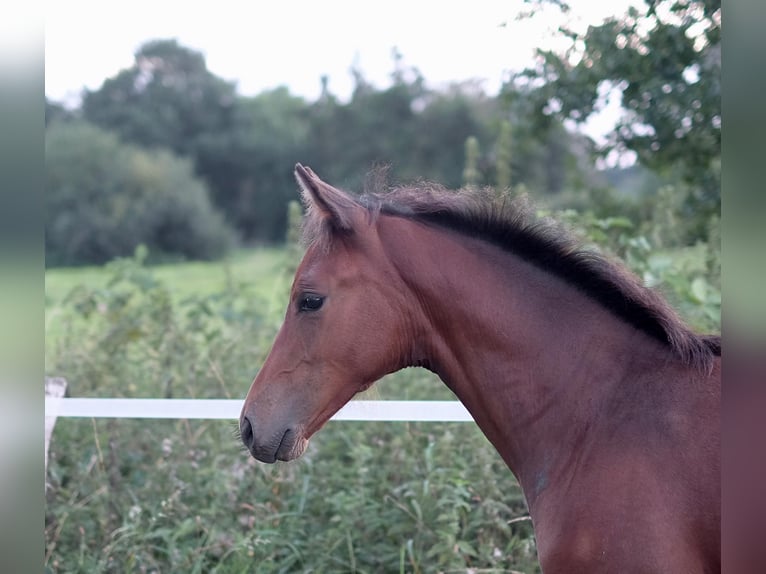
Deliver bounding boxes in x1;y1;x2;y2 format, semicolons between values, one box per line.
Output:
46;200;719;572
46;247;540;573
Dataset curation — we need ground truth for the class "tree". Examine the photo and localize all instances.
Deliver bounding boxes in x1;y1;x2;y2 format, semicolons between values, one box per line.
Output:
495;120;513;191
411;86;492;188
82;39;237;155
194;87;311;240
493;84;596;197
76;39;598;241
303;63;428;192
46;121;234;266
46;98;74;126
81;40;313;241
463;136;481;188
510;0;721;236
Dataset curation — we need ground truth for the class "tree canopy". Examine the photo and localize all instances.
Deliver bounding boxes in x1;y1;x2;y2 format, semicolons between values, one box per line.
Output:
46;121;234;266
82;39;238;155
46;17;720;263
71;39;588;244
510;0;720;234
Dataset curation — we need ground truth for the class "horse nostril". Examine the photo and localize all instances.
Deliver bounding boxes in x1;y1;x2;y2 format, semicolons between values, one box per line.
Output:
240;415;254;449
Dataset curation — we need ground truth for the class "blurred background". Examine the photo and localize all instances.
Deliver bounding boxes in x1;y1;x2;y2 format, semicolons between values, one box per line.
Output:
44;0;720;572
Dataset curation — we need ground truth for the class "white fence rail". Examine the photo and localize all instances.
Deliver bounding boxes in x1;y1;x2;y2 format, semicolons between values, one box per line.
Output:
45;378;474;485
44;398;475;422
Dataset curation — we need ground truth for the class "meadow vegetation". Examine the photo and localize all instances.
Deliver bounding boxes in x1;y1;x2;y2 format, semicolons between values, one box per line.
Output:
45;204;719;573
45;244;537;573
44;3;719;569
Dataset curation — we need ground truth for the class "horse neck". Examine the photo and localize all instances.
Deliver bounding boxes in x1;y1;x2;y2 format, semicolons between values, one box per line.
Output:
378;216;673;507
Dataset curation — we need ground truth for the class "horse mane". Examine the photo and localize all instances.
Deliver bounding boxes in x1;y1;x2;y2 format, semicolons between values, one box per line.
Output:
303;180;721;373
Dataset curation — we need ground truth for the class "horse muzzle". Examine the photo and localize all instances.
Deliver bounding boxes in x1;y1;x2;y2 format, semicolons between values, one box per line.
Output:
239;413;308;463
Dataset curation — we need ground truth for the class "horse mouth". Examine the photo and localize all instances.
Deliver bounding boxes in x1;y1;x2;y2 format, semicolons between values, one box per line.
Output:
275;429;309;462
251;428;309;464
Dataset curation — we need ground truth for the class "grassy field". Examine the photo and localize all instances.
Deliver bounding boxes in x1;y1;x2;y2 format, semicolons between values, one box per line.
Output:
45;248;292;353
46;248;291;304
44;227;720;573
45;247;536;573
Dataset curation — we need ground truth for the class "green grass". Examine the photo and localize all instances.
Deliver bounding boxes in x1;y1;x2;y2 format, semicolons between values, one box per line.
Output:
44;230;719;573
46;248;291;305
45;247;292;328
45;247;536;573
45;248;293;370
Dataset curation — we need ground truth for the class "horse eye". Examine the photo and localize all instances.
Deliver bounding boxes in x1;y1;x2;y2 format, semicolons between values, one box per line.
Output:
299;294;324;312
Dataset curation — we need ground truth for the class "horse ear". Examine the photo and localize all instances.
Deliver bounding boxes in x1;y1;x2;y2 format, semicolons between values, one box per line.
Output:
295;164;357;232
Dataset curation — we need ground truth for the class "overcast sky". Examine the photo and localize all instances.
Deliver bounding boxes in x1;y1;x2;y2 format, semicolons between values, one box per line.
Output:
45;0;639;149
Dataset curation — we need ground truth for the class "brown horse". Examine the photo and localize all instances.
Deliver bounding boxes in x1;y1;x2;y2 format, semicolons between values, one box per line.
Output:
240;165;721;573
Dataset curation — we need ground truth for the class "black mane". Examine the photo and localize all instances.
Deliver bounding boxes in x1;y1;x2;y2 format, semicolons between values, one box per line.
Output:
357;184;720;372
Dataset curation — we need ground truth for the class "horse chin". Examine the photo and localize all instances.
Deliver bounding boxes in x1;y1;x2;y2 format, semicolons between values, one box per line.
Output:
276;434;309;462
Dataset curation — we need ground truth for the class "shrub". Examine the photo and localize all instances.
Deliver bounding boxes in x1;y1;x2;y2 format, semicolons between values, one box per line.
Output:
45;251;539;573
46;121;236;266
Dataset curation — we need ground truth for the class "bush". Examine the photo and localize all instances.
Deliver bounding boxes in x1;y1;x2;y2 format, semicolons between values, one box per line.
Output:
45;251;539;573
46;121;236;266
552;209;720;334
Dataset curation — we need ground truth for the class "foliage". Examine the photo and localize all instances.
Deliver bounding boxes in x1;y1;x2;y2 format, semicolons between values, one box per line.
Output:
46;249;538;573
54;32;722;249
79;40;316;241
46;98;73;126
462;136;481;188
69;39;594;243
81;39;238;156
553;204;720;333
46;122;235;266
405;86;494;188
511;0;721;240
495;120;513;192
45;190;719;570
45;23;720;569
192;87;312;240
